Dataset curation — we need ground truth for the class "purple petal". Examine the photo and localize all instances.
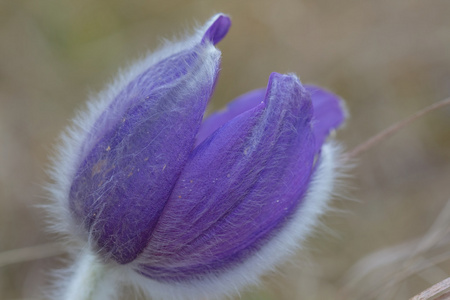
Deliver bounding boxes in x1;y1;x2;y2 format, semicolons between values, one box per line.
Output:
202;14;231;45
195;88;265;146
306;85;346;150
68;43;221;263
196;85;346;151
137;73;316;281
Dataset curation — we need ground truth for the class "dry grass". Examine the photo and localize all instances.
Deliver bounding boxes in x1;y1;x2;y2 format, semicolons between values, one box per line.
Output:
410;277;450;300
1;1;450;299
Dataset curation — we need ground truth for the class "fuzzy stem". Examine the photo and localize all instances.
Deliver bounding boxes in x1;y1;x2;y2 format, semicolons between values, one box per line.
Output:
63;249;119;300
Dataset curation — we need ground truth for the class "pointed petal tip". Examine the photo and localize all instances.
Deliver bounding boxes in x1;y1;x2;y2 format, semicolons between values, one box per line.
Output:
267;72;302;88
203;14;231;45
265;72;307;104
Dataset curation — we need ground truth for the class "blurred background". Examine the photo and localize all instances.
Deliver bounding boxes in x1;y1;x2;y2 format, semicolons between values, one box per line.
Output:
1;0;450;299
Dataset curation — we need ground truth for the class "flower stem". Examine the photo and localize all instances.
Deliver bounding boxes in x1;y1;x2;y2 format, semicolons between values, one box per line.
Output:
63;250;119;300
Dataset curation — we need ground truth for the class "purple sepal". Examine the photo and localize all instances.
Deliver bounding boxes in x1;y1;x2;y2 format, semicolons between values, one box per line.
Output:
202;14;231;45
136;73;316;281
305;85;346;151
68;32;221;264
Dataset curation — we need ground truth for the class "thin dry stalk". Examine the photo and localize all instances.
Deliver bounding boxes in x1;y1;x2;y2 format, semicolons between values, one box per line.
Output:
340;200;450;300
410;277;450;300
0;242;65;268
347;97;450;158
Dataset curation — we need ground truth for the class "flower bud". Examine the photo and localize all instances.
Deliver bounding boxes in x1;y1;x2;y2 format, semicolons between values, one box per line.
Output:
49;14;346;300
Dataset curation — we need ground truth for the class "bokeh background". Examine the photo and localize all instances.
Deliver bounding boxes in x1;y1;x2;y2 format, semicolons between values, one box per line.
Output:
1;1;450;299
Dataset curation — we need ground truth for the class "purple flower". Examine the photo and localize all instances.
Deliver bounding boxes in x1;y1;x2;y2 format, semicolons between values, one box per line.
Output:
50;14;346;300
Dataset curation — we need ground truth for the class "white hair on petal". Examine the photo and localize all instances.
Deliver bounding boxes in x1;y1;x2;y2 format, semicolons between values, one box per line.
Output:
123;142;345;300
44;16;223;300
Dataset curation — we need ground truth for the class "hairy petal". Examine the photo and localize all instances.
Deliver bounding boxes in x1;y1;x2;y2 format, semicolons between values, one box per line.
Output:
67;15;230;264
137;73;316;281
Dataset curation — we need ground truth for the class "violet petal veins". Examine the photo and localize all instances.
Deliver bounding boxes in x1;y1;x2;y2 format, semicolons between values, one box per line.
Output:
49;13;347;300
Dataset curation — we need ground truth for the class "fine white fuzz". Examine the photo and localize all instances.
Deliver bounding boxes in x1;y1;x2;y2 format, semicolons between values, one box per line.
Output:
62;249;121;300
